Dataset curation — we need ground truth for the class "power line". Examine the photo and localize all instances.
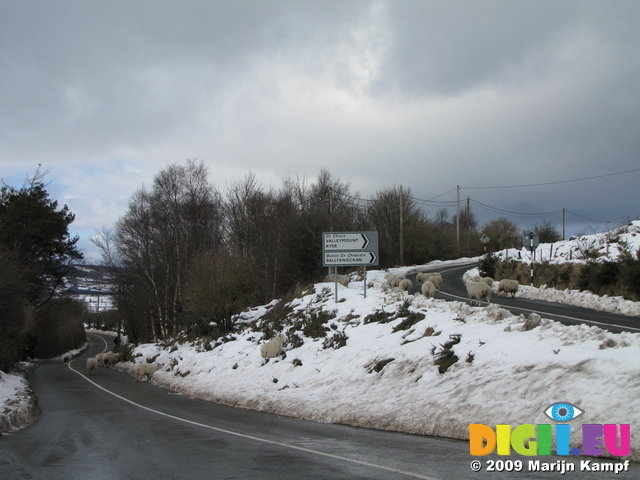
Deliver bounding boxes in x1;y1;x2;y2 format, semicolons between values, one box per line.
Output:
470;198;563;218
462;166;640;190
564;209;615;225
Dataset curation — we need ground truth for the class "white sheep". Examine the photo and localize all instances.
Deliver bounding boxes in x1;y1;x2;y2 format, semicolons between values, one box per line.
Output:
473;276;493;288
424;273;443;290
102;352;120;367
398;278;413;292
421;280;436;298
415;272;428;284
61;352;72;364
86;357;97;376
386;274;404;288
136;363;161;382
497;279;519;297
465;280;491;305
260;334;286;360
323;274;349;286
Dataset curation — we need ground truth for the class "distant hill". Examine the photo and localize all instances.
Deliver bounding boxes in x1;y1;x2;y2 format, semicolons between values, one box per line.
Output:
64;264;116;311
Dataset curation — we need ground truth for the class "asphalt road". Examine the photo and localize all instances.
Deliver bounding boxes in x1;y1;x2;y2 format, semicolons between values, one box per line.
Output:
1;326;635;479
0;333;472;480
409;263;640;334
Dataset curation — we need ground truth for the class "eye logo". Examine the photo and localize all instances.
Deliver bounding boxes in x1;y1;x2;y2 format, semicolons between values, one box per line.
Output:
545;402;583;422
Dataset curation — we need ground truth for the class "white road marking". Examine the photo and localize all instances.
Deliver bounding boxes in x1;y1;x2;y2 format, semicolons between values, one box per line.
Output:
69;334;439;480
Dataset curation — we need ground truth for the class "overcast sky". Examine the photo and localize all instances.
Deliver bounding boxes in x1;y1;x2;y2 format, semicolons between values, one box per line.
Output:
1;0;639;260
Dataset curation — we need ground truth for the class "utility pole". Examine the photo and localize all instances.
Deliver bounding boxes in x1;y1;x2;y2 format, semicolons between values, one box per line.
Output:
466;196;470;229
456;185;461;257
399;185;404;265
562;208;566;241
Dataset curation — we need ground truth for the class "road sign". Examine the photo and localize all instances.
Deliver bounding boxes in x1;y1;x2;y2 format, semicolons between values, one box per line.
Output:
324;251;378;266
479;233;490;244
523;231;539;251
322;231;379;267
323;232;377;251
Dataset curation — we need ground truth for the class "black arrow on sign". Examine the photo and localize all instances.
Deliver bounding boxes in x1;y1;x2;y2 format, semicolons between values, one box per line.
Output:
360;233;369;249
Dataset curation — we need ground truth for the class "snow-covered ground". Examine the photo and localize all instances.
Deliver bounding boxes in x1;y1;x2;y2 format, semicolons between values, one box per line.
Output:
496;219;640;265
114;264;640;461
0;364;38;434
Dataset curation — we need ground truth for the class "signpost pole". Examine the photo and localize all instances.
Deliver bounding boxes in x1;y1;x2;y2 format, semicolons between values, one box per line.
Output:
364;267;367;298
531;248;535;286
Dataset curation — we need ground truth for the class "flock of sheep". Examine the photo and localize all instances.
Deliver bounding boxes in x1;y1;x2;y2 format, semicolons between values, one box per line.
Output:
385;270;519;305
78;351;160;382
385;271;443;297
465;276;519;305
84;351;121;376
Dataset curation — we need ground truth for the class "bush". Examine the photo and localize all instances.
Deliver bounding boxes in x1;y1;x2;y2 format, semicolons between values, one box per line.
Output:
364;308;394;324
32;299;87;358
479;254;498;279
323;331;348;349
432;333;461;374
392;306;426;332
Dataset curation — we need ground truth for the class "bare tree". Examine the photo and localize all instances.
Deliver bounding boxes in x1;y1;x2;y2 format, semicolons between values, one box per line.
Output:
114;161;223;342
482;217;520;251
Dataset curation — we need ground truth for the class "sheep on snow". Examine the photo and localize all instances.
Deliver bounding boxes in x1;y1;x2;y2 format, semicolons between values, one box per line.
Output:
465;280;491;305
398;278;413;292
323;274;349;286
421;280;436;298
260;334;286;360
424;273;443;290
385;274;405;288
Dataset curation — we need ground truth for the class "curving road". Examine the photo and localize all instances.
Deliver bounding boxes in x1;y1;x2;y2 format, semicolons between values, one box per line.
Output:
410;263;640;334
1;334;636;478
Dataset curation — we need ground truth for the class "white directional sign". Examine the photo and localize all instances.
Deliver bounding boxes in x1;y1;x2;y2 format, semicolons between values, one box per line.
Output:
324;251;378;266
479;233;490;244
322;231;379;267
324;232;373;250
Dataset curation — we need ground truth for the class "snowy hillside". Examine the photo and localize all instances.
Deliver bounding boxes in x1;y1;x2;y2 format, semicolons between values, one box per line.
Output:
64;264;116;311
496;220;640;265
118;265;640;461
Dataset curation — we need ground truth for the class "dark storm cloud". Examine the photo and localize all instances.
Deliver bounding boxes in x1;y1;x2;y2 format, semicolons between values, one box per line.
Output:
0;0;638;256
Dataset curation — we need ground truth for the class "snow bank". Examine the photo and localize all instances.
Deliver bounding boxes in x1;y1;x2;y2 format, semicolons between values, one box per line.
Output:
119;269;640;461
0;365;38;434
